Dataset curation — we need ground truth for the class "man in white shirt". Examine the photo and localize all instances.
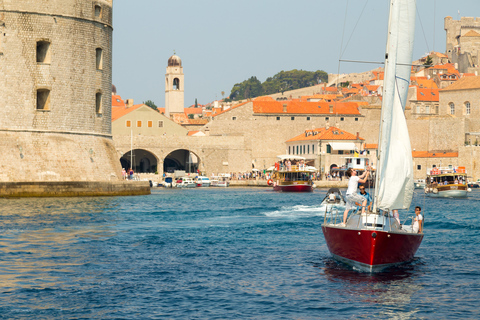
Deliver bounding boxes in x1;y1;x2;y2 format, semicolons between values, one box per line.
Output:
342;167;370;226
413;206;423;233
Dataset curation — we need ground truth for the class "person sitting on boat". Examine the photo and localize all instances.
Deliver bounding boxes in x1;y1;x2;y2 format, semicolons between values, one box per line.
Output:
413;206;423;233
444;180;448;185
342;167;370;226
357;185;372;211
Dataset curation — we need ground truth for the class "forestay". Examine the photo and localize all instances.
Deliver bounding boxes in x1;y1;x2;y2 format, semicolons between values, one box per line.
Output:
375;0;416;210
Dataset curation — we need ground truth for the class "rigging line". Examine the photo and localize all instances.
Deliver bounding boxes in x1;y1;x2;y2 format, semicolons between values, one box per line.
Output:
339;0;370;59
335;0;351;126
340;59;431;67
415;0;431;53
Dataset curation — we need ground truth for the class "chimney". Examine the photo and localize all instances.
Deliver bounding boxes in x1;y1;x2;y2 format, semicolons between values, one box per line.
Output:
329;105;333;113
126;99;134;108
356;132;360;140
283;104;287;113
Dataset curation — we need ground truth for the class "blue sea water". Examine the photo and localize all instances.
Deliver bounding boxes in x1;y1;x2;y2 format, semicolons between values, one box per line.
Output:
0;187;479;319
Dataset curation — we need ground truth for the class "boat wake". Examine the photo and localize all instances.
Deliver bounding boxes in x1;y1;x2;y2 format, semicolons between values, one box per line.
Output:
263;205;328;218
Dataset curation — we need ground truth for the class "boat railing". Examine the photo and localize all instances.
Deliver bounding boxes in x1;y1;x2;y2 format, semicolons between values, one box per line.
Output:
278;165;307;172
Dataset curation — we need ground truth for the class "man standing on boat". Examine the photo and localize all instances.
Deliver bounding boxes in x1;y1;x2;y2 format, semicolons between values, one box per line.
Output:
342;167;370;226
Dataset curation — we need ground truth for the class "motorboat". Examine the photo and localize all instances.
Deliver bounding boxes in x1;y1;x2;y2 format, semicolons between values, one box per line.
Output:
195;176;211;187
424;167;470;197
322;0;424;272
271;155;314;192
210;174;230;187
414;179;425;189
175;177;196;188
319;188;346;214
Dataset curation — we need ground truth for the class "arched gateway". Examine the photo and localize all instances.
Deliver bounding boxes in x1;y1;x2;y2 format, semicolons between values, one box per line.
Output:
164;149;199;174
121;149;158;173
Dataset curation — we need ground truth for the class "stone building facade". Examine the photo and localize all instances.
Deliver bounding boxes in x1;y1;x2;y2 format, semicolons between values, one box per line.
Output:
445;16;480;74
0;0;147;194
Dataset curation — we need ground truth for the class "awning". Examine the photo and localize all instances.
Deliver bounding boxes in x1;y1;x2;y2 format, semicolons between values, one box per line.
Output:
328;142;356;150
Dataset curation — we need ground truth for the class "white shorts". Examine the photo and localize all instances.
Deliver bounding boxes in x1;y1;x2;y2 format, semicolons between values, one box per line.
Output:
345;193;366;210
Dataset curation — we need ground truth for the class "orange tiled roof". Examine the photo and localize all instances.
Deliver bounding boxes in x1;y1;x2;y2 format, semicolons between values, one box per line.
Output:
111;104;144;121
364;143;378;149
286;126;364;142
171;113;208;125
415;78;438;89
365;85;380;91
412;151;458;158
212;101;249;117
462;73;477;77
187;131;199;136
415;87;439;102
184;107;203;114
442;76;480;91
372;71;384;80
252;99;361;115
112;95;126;107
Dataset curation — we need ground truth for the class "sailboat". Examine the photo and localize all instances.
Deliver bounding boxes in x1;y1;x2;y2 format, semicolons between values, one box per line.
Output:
322;0;423;272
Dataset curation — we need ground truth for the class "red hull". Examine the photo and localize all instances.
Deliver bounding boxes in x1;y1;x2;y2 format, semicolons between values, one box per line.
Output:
273;184;312;192
322;225;423;272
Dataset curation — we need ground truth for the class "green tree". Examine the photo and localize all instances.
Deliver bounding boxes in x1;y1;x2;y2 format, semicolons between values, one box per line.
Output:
143;100;158;111
195;98;198;108
423;56;433;68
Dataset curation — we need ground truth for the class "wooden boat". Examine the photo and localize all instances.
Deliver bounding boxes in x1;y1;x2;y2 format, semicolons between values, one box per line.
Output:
271;155;315;192
424;167;470;197
322;0;423;272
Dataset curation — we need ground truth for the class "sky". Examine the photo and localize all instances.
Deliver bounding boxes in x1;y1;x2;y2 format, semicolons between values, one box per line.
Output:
112;0;479;108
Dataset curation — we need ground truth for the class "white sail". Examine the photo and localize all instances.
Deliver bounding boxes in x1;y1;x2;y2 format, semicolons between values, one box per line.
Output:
375;0;415;210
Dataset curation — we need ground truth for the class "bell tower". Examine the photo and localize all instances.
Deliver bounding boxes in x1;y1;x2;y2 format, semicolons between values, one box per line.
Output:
165;53;184;117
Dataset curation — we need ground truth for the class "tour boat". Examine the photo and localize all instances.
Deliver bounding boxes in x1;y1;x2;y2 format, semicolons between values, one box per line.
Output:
271;155;315;192
424;167;470;198
322;0;424;272
210;174;230;187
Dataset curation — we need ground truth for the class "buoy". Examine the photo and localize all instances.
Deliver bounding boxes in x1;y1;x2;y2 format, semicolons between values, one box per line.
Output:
433;188;438;194
267;179;273;186
468;188;472;192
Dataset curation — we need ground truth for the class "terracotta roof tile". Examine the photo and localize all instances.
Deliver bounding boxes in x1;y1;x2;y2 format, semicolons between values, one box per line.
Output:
112;95;126;107
286;126;364;142
111;104;144;121
412;151;458;158
252;100;361;115
415;87;439;101
364;143;378;149
442;76;480;91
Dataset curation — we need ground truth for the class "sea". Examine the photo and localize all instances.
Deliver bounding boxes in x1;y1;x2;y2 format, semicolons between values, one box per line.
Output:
0;187;479;319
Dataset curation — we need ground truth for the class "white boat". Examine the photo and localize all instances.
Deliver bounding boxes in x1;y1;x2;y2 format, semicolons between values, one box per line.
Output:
210;174;230;187
414;179;425;189
424;167;469;198
175;177;196;188
322;0;424;272
319;188;346;214
195;176;211;187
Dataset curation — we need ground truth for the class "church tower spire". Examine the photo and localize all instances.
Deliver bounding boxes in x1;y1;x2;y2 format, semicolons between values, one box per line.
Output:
165;53;184;117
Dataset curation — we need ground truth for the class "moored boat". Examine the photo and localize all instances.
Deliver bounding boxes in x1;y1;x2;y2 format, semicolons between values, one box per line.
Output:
210;174;230;187
195;176;211;187
424;167;469;198
322;0;423;272
271;155;315;192
175;177;196;188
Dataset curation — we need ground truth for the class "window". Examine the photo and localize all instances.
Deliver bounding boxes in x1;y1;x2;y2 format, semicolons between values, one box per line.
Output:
312;145;315;154
36;41;51;64
425;105;430;114
158;120;164;127
94;5;102;18
340;117;344;121
355;118;358;121
36;89;51;110
95;92;102;113
325;117;329;121
449;103;455;115
291;116;295;120
148;120;153;127
126;120;131;127
357;159;361;165
96;48;103;70
173;78;180;90
276;117;280;120
288;146;291;154
416;105;420;113
296;146;299;154
417;165;422;170
303;145;305;154
466;102;471;115
137;120;142;127
307;145;310;154
306;116;311;121
326;145;331;154
232;116;237;120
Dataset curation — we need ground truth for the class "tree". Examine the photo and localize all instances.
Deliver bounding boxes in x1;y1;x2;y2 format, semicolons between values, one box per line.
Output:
187;114;194;119
195;98;198;108
143;100;158;111
423;56;433;68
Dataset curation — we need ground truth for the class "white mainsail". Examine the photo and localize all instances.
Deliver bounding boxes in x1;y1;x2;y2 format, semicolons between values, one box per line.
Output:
375;0;415;210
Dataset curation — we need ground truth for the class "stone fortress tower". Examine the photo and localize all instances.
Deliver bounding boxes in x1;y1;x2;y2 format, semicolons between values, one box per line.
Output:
0;0;147;195
165;53;184;118
444;16;480;74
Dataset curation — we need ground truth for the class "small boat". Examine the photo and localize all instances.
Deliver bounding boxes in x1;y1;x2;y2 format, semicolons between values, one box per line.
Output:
424;167;470;198
271;155;314;192
414;179;426;189
319;188;346;214
210;174;230;187
175;177;196;188
322;0;424;272
195;176;211;187
162;176;174;188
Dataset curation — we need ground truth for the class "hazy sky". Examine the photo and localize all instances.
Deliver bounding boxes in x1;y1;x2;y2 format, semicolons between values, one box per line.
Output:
112;0;479;107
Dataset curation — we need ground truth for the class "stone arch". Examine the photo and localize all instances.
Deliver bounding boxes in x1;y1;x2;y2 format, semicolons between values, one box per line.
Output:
164;149;200;174
329;164;338;172
121;149;158;173
173;78;180;90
